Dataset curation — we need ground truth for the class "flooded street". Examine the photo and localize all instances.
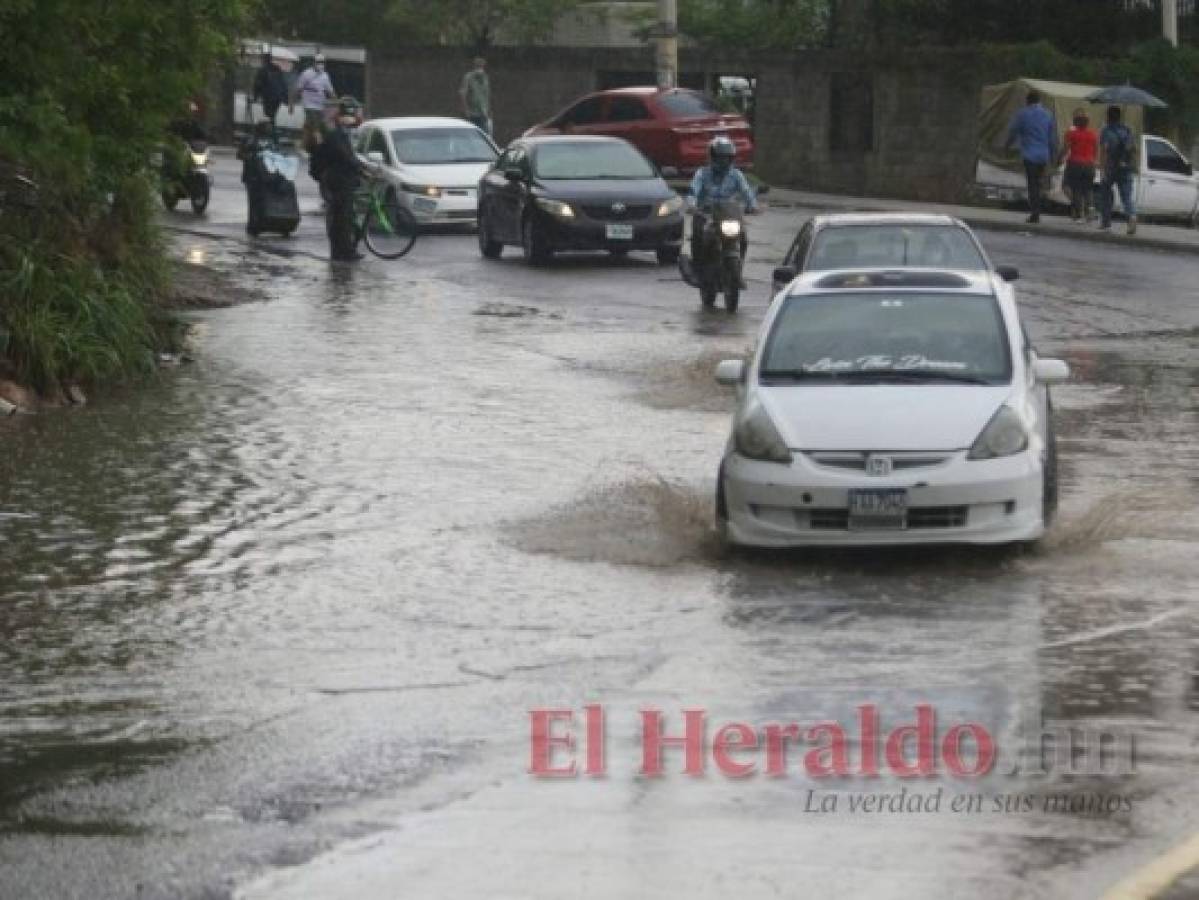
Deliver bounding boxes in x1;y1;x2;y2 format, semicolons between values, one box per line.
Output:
2;157;1198;899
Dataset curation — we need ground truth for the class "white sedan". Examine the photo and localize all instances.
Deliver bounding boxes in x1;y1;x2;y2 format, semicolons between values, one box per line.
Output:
355;117;499;225
714;268;1070;547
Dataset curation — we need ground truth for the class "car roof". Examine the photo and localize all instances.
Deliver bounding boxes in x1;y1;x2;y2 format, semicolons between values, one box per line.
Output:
786;268;996;296
810;212;970;229
362;117;483;130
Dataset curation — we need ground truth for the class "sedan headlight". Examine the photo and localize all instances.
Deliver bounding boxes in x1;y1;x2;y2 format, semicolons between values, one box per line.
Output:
402;183;442;198
734;402;792;464
968;406;1029;460
720;219;742;238
535;198;575;218
656;195;683;217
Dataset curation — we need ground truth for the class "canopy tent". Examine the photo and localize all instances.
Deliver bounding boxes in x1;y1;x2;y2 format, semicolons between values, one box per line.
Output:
978;77;1144;174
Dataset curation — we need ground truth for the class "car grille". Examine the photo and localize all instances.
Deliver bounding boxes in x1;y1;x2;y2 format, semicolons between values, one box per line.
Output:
805;506;968;530
806;451;953;472
581;204;652;221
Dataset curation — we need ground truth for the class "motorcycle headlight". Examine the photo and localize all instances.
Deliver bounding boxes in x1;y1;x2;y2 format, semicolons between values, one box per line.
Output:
720;220;742;238
190;151;208;166
535;198;575;219
734;401;792;464
656;195;683;217
402;183;442;198
968;406;1029;460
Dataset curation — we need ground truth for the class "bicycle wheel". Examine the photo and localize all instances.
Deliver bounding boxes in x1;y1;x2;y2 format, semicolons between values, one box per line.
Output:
363;192;418;259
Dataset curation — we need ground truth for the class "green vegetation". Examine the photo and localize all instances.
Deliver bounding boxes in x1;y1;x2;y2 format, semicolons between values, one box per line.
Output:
0;0;249;392
678;0;829;50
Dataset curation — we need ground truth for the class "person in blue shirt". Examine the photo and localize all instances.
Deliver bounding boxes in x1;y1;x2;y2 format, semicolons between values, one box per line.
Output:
1098;105;1138;235
687;136;758;277
1005;90;1058;224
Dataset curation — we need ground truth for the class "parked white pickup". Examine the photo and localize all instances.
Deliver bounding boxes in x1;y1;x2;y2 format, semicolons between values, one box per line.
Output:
976;134;1199;225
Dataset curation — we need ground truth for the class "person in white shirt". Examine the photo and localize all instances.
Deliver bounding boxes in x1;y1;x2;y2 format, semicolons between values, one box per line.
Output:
294;53;335;150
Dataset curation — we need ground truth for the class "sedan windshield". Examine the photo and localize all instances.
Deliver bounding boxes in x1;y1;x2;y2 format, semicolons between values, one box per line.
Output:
533;142;656;180
760;292;1011;384
390;128;497;165
807;225;988;271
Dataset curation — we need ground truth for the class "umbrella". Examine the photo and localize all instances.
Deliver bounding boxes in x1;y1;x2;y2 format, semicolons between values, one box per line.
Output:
1085;84;1168;108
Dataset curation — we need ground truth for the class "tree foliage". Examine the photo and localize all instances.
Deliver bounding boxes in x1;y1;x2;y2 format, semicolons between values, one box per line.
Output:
678;0;830;50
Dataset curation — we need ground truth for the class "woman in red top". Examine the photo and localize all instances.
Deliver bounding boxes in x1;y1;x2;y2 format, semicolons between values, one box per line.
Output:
1061;108;1099;222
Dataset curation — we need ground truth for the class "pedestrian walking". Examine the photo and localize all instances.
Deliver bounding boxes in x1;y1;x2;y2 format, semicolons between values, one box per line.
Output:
1098;105;1138;235
1060;108;1098;223
294;53;336;151
1005;90;1058;224
251;52;290;144
312;97;367;262
459;57;491;135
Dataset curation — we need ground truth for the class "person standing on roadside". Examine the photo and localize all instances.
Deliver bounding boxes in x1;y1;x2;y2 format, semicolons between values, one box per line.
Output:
459;57;491;135
294;53;336;151
251;51;290;144
1005;90;1058;224
314;98;367;262
1098;105;1138;235
1060;107;1098;223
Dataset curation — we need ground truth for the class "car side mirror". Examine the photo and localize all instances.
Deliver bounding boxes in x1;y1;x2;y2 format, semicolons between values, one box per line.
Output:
715;359;746;386
996;265;1019;283
503;167;523;182
1032;358;1070;384
772;265;797;287
366;151;385;165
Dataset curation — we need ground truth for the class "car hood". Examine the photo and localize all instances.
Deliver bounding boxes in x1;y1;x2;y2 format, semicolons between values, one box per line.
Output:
395;162;493;188
534;178;671;202
759;385;1014;451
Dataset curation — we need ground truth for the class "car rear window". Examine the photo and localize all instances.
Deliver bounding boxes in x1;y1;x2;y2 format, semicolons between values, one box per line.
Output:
807;225;988;271
658;91;721;118
761;292;1011;384
532;142;656;179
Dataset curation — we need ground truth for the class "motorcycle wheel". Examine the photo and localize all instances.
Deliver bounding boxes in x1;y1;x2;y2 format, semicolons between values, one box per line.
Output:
725;285;740;314
190;180;210;215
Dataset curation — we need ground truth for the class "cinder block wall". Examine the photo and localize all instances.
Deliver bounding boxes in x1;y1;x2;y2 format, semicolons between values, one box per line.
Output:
366;46;1034;204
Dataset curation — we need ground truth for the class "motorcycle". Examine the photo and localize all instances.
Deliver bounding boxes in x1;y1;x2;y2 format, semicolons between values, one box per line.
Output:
679;199;746;313
160;138;212;215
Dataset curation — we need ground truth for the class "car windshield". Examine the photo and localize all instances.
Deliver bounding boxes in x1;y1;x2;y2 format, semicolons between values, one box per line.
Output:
533;142;656;179
390;128;497;164
658;91;721;118
760;292;1011;384
807;225;988;271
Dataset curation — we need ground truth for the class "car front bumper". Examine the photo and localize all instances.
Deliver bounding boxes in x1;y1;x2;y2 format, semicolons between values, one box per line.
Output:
537;211;684;252
721;449;1045;548
402;189;479;225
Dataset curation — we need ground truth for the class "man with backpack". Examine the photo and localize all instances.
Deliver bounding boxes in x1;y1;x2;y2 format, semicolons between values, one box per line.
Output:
1098;105;1138;235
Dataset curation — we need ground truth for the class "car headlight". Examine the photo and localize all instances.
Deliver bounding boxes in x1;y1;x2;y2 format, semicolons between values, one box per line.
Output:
734;402;792;464
402;183;442;198
720;220;742;238
535;198;575;218
656;195;683;217
968;406;1029;460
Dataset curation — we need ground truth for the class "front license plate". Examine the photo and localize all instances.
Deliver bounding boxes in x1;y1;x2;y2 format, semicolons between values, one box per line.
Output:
413;197;438;213
606;222;634;240
848;488;908;530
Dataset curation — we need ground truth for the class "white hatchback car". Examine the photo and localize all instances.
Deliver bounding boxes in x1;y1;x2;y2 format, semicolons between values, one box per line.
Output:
715;269;1070;547
355;117;499;225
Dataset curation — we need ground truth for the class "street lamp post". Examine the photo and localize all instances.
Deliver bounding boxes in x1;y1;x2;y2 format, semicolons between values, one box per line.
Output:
655;0;678;89
1163;0;1179;47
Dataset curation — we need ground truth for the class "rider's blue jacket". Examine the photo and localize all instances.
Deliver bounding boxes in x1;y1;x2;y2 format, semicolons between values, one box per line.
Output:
687;166;758;212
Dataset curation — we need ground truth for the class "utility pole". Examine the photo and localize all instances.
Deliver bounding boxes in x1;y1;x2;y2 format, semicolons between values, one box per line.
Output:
655;0;678;89
1163;0;1179;47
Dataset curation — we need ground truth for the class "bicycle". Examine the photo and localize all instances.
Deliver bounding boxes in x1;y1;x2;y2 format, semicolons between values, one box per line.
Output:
351;174;418;260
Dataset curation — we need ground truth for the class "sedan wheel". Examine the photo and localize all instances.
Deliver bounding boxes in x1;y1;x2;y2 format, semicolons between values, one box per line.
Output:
478;204;503;259
521;215;551;266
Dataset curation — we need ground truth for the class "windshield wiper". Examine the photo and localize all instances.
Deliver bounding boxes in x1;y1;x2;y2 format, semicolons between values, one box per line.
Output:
759;370;843;382
837;369;995;385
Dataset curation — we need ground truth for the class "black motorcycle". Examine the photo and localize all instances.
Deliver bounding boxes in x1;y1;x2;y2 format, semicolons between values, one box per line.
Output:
161;138;211;215
679;199;746;313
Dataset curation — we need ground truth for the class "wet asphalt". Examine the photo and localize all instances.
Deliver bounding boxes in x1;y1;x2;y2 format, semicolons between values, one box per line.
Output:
0;155;1197;899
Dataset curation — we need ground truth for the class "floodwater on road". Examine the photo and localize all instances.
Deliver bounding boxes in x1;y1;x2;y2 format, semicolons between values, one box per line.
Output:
1;162;1198;899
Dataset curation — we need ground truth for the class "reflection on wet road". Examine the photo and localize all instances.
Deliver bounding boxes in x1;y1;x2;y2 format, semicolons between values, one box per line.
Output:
1;159;1197;899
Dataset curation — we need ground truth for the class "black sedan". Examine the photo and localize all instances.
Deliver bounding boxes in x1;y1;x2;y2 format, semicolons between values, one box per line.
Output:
477;136;685;265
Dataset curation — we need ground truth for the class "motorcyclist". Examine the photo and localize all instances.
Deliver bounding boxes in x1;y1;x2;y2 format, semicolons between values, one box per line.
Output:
687;136;757;283
313;97;369;262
